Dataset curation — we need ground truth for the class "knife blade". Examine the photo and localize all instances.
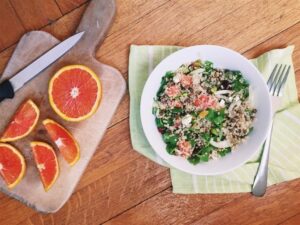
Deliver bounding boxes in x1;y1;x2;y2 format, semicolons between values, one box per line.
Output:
0;31;85;103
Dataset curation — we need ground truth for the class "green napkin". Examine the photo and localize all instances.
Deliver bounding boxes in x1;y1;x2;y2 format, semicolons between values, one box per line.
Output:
129;45;300;193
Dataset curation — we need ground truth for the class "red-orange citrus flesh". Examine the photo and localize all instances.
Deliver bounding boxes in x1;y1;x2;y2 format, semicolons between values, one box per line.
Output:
49;65;102;122
0;100;40;142
43;119;80;166
0;143;26;189
30;142;59;192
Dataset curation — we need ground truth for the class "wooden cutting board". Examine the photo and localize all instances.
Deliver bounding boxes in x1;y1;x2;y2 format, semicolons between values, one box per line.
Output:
0;0;126;213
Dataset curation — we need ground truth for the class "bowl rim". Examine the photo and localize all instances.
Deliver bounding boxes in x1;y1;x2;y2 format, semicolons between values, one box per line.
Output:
140;45;272;175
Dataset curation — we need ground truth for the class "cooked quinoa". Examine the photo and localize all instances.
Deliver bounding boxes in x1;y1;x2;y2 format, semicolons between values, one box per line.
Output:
152;59;256;164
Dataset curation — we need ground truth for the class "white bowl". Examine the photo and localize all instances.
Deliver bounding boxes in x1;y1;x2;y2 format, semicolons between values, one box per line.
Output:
140;45;272;175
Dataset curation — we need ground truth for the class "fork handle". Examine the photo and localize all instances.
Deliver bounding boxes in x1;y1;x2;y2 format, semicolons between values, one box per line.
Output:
252;121;274;197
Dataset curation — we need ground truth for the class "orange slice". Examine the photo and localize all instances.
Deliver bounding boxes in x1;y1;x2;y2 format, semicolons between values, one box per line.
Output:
30;142;59;191
49;65;102;122
43;119;80;166
0;99;40;142
0;143;26;188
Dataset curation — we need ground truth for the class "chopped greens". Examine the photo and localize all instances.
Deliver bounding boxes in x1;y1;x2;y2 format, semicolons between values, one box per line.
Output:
153;59;256;164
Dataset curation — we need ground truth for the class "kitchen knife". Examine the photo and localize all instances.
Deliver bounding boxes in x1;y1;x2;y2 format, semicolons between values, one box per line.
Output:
0;31;85;103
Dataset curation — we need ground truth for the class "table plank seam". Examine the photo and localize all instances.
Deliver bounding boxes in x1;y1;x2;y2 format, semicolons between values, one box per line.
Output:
181;1;300;50
111;0;172;36
53;0;64;16
277;212;300;225
102;186;171;225
1;2;299;69
7;0;26;31
174;0;255;46
107;111;128;129
99;3;298;67
0;1;88;53
243;21;300;56
188;194;250;224
0;0;167;60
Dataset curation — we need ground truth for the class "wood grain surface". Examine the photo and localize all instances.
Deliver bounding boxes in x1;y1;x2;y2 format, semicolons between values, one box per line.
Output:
10;0;62;30
0;0;24;51
0;0;300;224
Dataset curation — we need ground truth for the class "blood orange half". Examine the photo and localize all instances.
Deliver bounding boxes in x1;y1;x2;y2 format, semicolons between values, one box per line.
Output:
43;119;80;166
30;142;59;191
0;143;26;189
49;65;102;122
0;99;40;142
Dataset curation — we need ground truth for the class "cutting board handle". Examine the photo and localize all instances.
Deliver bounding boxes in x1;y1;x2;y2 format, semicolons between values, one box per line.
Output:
76;0;116;55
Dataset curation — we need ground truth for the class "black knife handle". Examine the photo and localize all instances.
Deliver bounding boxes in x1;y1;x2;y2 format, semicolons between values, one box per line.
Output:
0;80;14;103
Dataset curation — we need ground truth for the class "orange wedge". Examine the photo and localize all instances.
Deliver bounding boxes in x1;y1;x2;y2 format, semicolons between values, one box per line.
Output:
43;119;80;166
0;99;40;142
0;143;26;188
30;142;59;191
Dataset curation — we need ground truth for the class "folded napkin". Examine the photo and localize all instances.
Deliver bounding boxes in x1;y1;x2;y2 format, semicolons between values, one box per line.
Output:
129;45;300;193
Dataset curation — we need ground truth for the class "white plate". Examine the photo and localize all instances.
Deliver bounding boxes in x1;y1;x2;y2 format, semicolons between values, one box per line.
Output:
140;45;272;175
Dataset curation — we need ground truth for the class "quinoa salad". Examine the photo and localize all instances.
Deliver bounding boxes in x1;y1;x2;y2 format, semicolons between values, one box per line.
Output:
152;59;257;165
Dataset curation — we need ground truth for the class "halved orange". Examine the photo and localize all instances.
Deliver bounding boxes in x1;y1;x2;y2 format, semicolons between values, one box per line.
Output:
49;65;102;122
0;143;26;189
30;142;59;192
43;119;80;166
0;99;40;142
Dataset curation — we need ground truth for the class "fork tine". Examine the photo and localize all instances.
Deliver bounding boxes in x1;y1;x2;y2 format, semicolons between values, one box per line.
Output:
267;64;278;88
269;64;282;94
273;65;287;95
276;65;291;96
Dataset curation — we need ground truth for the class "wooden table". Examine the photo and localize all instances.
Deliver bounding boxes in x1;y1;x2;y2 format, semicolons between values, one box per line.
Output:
0;0;299;224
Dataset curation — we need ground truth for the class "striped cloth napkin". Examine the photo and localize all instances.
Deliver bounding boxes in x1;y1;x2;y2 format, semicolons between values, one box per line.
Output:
129;45;300;193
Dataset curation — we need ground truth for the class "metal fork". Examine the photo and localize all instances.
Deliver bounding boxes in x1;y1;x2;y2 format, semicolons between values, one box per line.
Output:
252;64;291;197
